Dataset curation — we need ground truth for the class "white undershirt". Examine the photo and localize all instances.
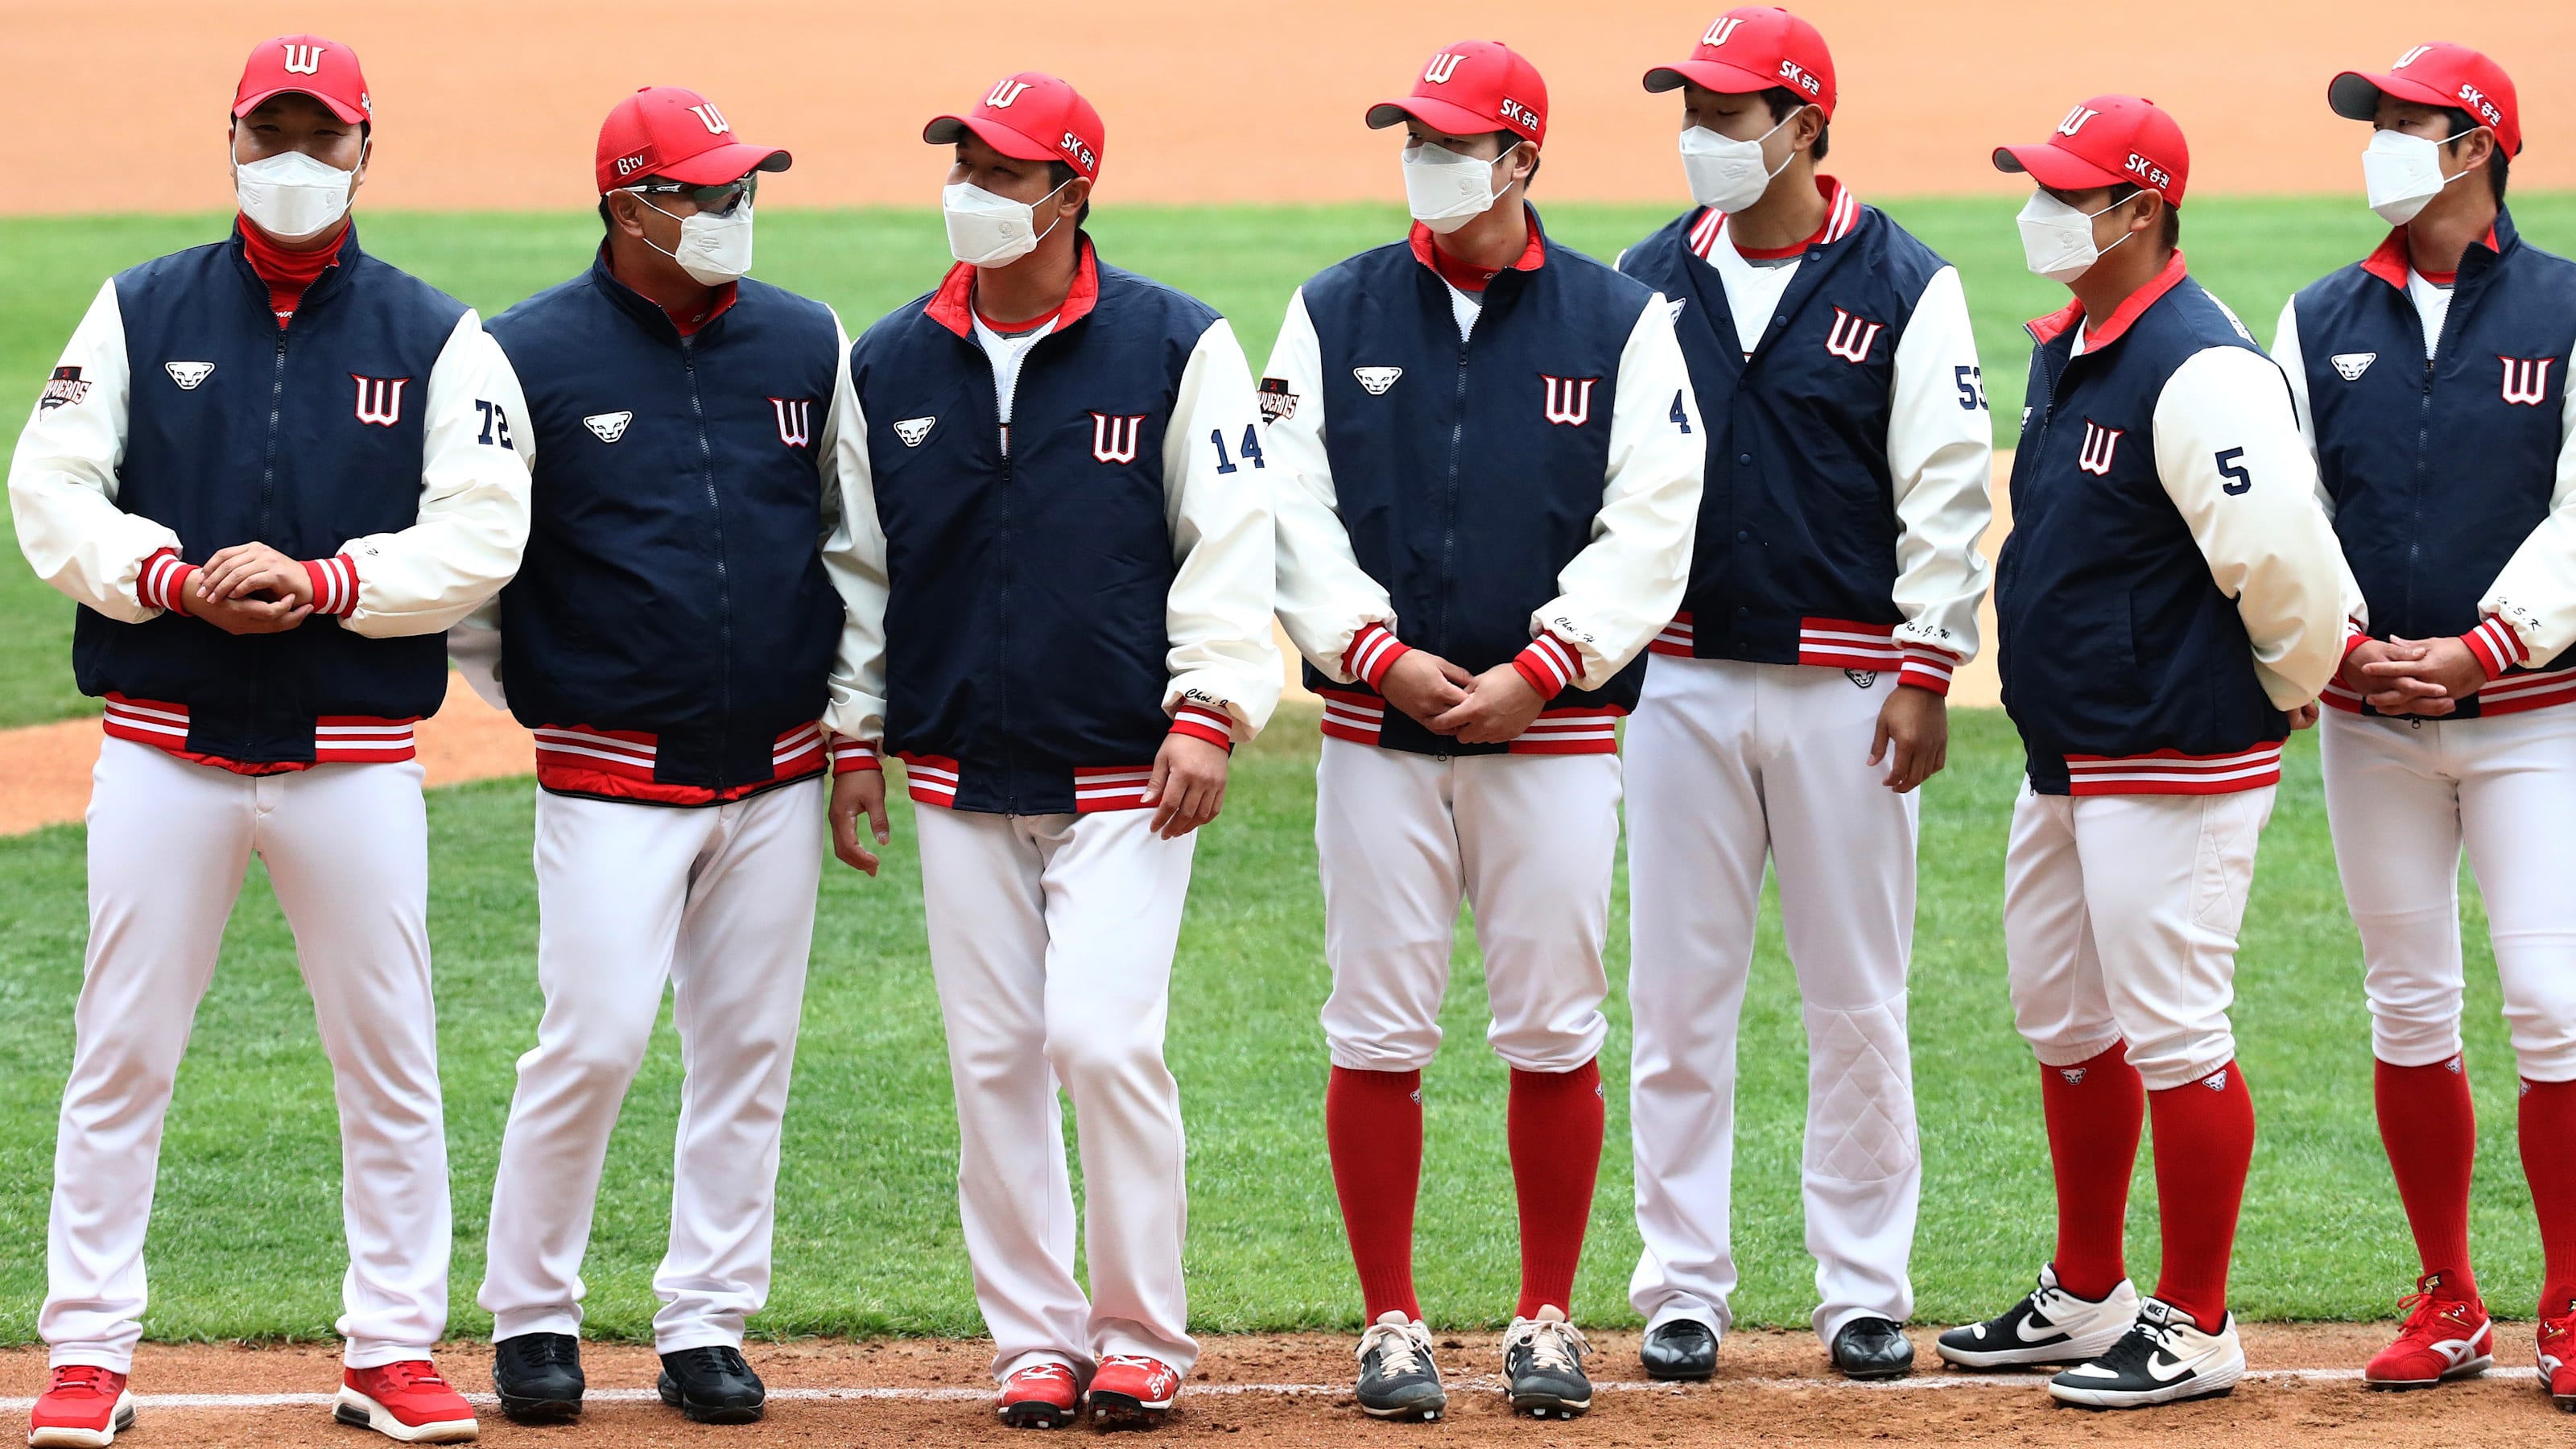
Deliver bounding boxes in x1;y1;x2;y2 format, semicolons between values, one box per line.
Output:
1443;282;1482;341
2405;268;2454;360
971;312;1058;438
1703;216;1804;359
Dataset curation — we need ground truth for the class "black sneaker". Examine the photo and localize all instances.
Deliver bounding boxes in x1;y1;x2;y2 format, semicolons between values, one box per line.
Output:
2048;1297;2245;1409
1353;1311;1445;1421
1640;1318;1716;1381
1501;1306;1591;1420
1937;1265;2140;1369
493;1332;584;1423
1830;1316;1916;1380
658;1344;766;1425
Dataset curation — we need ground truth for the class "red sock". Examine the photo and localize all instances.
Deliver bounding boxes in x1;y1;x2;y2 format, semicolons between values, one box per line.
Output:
2520;1078;2576;1315
2148;1060;2256;1329
1326;1066;1424;1322
1508;1059;1605;1319
2039;1043;2145;1300
2374;1056;2479;1298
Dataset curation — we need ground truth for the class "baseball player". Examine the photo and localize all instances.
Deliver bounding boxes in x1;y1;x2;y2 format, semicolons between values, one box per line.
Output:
1613;6;1992;1383
454;87;852;1427
9;35;529;1447
2271;44;2576;1405
1934;97;2349;1409
828;72;1279;1430
1267;41;1705;1422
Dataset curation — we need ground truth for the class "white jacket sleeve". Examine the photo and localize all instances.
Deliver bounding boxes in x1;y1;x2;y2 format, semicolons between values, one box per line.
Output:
1160;317;1282;741
1528;291;1704;689
1883;264;1994;687
1265;287;1401;683
8;279;179;621
336;311;532;637
819;314;890;755
2152;345;2351;708
2475;326;2576;667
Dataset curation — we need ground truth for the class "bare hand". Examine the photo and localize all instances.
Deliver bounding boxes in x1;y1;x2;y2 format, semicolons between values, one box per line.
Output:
2287;702;2321;730
197;542;315;607
185;571;312;635
1429;664;1546;745
1378;649;1474;730
2356;635;2481;716
828;767;891;875
1144;733;1230;839
1868;684;1948;793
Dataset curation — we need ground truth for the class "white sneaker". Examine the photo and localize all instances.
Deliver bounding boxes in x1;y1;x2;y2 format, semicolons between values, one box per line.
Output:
1937;1265;2140;1368
2048;1297;2245;1408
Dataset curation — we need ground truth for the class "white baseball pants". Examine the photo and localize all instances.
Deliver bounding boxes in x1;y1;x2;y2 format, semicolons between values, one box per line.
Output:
914;805;1198;1382
45;737;448;1371
1624;658;1921;1344
2322;708;2576;1080
479;779;822;1353
2004;782;2276;1092
1315;738;1620;1075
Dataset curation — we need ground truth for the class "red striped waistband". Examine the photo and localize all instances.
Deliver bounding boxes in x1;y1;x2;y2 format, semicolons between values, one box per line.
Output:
102;694;417;774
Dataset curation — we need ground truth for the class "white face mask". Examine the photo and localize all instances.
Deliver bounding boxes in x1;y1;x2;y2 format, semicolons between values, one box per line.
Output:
943;180;1071;267
233;147;360;244
2017;189;2133;284
2362;126;2475;226
1678;113;1795;214
639;195;756;285
1402;138;1520;234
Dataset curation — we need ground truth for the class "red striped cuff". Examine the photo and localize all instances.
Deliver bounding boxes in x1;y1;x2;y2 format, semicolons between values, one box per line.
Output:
137;548;197;615
1511;631;1582;700
2462;617;2525;680
1897;643;1959;696
1344;622;1410;690
303;555;360;617
2342;620;2372;660
1169;702;1236;750
829;737;881;774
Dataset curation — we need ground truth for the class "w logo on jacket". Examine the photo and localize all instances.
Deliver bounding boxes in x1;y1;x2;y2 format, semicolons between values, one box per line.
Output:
1540;374;1597;427
2501;356;2556;407
2077;419;2124;476
770;396;812;447
1823;308;1884;365
351;374;408;427
1091;411;1146;464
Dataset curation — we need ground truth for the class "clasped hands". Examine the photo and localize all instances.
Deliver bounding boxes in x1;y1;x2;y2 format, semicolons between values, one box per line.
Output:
171;543;318;635
1377;648;1547;745
2341;635;2487;718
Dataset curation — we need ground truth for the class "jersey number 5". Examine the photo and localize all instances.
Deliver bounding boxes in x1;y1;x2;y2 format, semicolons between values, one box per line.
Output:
2215;447;2251;496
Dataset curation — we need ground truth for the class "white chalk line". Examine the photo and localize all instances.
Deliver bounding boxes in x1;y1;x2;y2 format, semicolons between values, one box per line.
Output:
0;1366;2543;1413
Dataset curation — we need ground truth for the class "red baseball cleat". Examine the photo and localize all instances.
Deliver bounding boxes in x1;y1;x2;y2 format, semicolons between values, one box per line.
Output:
332;1360;479;1443
2541;1303;2576;1412
28;1365;134;1448
998;1360;1080;1430
2364;1273;2493;1389
1088;1353;1181;1428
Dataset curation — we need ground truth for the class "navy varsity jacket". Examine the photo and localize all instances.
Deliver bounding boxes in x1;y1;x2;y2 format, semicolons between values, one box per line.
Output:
2277;209;2576;717
2000;254;2350;795
1268;213;1706;757
1618;178;1992;693
472;251;850;806
10;222;530;772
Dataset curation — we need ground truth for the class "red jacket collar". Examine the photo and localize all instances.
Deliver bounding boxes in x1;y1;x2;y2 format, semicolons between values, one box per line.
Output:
2026;249;2190;349
925;234;1101;339
1410;205;1546;291
1691;175;1861;261
2359;223;2502;290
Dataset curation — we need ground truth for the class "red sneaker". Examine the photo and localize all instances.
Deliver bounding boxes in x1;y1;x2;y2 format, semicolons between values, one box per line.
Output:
2541;1303;2576;1412
2363;1274;2493;1389
998;1361;1080;1430
332;1360;479;1443
1088;1353;1181;1427
28;1365;134;1448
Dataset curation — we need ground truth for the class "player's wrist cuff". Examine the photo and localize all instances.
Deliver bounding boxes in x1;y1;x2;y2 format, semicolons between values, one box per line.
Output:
138;549;197;616
1168;703;1236;751
2341;621;2372;661
2462;617;2523;680
829;737;882;773
1511;632;1579;701
303;555;359;617
1344;622;1409;691
1897;644;1958;696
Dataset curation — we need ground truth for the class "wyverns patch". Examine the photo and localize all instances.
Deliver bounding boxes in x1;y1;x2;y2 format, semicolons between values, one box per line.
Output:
1257;377;1298;422
39;365;91;410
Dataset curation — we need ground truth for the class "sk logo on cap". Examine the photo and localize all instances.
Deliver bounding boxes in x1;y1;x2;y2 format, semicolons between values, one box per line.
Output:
986;80;1033;109
2057;105;2100;137
1702;16;1744;47
281;42;324;74
1423;53;1465;85
688;103;729;135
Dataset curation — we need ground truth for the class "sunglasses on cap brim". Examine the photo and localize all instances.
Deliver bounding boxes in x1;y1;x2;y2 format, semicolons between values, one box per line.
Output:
619;172;759;214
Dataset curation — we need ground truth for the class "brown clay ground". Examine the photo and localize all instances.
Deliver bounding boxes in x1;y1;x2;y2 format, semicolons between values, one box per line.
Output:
2;1325;2564;1447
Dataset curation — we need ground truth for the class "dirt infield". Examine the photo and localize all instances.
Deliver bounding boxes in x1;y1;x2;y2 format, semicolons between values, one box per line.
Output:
2;1325;2565;1446
11;0;2574;216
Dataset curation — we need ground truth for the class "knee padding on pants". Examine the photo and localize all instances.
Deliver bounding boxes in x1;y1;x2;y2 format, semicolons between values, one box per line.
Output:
1802;1000;1919;1183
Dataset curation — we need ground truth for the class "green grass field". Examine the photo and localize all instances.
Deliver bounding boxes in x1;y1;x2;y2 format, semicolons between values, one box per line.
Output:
0;199;2566;1346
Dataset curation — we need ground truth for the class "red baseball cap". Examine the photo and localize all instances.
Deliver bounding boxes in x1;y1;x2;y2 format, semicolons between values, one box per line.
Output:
595;86;792;195
233;35;370;126
1368;41;1549;148
1644;8;1836;119
2330;43;2520;158
1994;95;2190;205
925;73;1104;180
